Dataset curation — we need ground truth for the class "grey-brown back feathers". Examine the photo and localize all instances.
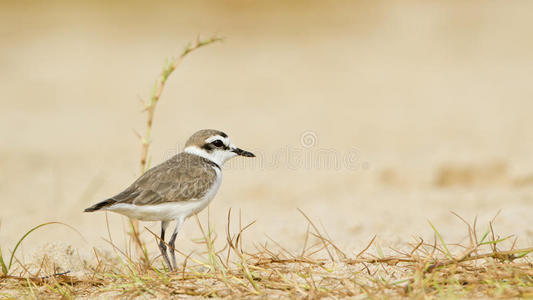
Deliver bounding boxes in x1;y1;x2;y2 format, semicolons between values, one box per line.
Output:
84;152;218;211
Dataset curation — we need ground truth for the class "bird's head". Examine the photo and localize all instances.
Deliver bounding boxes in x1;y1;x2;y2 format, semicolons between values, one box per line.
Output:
184;129;255;166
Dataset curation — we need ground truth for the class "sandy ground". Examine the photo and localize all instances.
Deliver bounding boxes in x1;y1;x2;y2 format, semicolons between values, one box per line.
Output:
1;1;532;272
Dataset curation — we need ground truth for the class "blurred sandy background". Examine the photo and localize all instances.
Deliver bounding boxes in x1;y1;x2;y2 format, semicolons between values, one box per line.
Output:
1;1;532;265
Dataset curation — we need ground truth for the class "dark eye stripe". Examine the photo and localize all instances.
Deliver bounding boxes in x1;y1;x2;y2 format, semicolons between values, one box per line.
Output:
202;143;214;151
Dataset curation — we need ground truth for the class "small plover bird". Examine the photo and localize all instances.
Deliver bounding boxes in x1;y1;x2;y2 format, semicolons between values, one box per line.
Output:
84;129;255;270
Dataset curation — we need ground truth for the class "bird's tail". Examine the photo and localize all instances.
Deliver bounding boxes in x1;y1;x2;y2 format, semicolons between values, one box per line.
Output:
84;199;116;212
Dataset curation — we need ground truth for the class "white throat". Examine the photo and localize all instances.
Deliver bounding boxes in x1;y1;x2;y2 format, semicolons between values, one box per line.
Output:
184;146;237;167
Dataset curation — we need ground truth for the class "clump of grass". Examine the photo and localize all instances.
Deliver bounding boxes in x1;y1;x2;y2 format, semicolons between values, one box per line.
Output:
1;211;531;298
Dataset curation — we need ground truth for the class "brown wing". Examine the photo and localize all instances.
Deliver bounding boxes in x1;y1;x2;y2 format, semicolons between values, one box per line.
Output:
111;153;218;206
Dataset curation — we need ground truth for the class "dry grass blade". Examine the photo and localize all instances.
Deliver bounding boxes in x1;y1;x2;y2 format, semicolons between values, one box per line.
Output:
356;235;377;258
425;247;533;272
297;208;335;261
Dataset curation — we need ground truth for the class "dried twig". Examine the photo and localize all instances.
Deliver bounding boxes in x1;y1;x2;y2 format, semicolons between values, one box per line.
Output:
128;36;223;263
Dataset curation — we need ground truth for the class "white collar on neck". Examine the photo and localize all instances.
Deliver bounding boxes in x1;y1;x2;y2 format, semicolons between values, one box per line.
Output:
184;146;237;167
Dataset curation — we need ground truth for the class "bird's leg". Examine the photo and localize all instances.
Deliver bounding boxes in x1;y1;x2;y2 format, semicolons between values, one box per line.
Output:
168;218;184;271
158;221;172;271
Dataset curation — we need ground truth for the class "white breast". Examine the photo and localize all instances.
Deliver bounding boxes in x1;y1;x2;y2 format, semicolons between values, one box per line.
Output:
107;166;222;222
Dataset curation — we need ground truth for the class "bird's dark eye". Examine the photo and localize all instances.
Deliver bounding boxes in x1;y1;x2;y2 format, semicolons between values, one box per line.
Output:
212;140;224;148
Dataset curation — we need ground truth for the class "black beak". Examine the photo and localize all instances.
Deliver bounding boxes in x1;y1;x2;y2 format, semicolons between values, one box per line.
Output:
232;148;255;157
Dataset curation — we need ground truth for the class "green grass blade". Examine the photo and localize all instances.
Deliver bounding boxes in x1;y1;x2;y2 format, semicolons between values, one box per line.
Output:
479;228;490;244
0;247;8;275
428;220;453;260
8;222;81;272
479;236;512;245
515;250;532;258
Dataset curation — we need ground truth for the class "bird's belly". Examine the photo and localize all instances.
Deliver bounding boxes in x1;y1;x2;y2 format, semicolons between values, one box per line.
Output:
107;199;210;222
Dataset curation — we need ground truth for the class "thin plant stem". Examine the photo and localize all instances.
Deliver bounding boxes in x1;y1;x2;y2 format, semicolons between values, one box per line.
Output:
129;36;223;265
